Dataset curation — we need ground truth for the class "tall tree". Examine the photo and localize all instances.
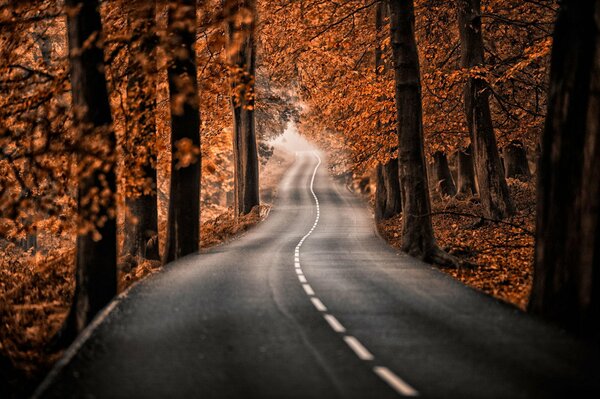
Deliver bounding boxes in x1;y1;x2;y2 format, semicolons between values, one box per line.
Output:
529;0;600;337
375;0;401;221
122;0;160;263
388;0;457;266
163;0;201;262
226;0;260;217
64;0;117;337
455;0;514;219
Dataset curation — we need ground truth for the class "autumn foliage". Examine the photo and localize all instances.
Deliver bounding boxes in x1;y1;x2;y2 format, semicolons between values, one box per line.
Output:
7;0;599;397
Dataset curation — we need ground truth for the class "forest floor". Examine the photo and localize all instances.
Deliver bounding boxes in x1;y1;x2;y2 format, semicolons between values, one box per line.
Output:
377;178;535;310
0;146;294;399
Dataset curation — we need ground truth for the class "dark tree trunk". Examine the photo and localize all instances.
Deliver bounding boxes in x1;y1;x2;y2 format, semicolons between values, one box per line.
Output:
455;0;514;219
388;0;457;266
432;151;457;197
456;145;477;195
529;0;600;338
122;0;160;262
375;159;402;220
163;0;201;263
226;0;260;217
504;140;531;181
64;0;117;337
374;0;401;221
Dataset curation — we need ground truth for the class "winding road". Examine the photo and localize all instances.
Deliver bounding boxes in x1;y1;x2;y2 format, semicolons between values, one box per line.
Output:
35;151;599;398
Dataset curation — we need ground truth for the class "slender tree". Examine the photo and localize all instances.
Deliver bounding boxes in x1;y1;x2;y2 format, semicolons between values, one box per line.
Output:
163;0;201;262
64;0;117;337
455;0;513;219
226;0;260;217
529;0;600;337
388;0;457;266
456;145;477;196
375;0;401;221
122;0;160;263
432;151;457;197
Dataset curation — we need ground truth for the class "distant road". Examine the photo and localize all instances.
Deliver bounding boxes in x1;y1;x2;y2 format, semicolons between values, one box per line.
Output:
36;151;599;398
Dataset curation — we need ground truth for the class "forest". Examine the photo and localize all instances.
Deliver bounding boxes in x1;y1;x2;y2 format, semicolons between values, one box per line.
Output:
1;0;599;398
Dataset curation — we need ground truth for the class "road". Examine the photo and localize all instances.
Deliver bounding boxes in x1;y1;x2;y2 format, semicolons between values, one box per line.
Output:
35;151;599;398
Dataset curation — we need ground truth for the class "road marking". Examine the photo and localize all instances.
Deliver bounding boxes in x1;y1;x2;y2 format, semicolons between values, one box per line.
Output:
324;314;346;333
344;336;374;361
374;367;419;397
311;297;327;312
293;151;419;397
302;284;315;296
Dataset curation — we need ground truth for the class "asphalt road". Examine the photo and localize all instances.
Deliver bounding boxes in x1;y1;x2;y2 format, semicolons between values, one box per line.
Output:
35;151;599;398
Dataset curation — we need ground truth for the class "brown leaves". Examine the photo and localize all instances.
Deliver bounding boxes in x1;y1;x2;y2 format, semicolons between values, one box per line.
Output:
174;137;200;169
379;179;536;310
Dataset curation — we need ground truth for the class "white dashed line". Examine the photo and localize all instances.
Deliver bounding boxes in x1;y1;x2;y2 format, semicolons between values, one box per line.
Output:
302;284;315;296
323;314;346;333
293;151;418;397
310;297;327;312
374;367;419;396
344;336;374;361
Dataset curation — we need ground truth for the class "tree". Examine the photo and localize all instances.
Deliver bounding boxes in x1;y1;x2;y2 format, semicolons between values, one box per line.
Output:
388;0;457;266
529;0;600;337
432;151;456;197
64;0;117;337
122;0;160;263
455;0;514;219
375;0;402;221
225;0;260;217
503;140;531;181
455;145;477;195
163;0;201;263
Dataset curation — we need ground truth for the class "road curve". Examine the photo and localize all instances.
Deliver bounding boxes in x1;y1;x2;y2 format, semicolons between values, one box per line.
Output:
36;151;599;398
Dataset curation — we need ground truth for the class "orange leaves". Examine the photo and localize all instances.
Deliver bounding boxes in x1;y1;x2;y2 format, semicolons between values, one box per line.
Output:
174;137;200;169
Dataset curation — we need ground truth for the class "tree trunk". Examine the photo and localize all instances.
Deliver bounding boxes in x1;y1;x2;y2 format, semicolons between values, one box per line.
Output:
163;0;201;263
455;0;514;219
122;0;160;262
374;0;401;221
65;0;117;337
504;140;531;181
529;0;600;338
226;0;260;217
456;145;477;195
375;159;402;220
388;0;457;266
432;151;457;197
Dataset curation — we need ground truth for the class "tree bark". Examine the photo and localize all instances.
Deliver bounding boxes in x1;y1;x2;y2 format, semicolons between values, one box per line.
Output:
455;0;514;219
456;145;477;195
226;0;260;217
388;0;458;266
122;0;160;262
432;151;457;197
163;0;201;263
65;0;117;336
374;0;401;221
503;140;531;181
529;0;600;338
375;159;402;220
